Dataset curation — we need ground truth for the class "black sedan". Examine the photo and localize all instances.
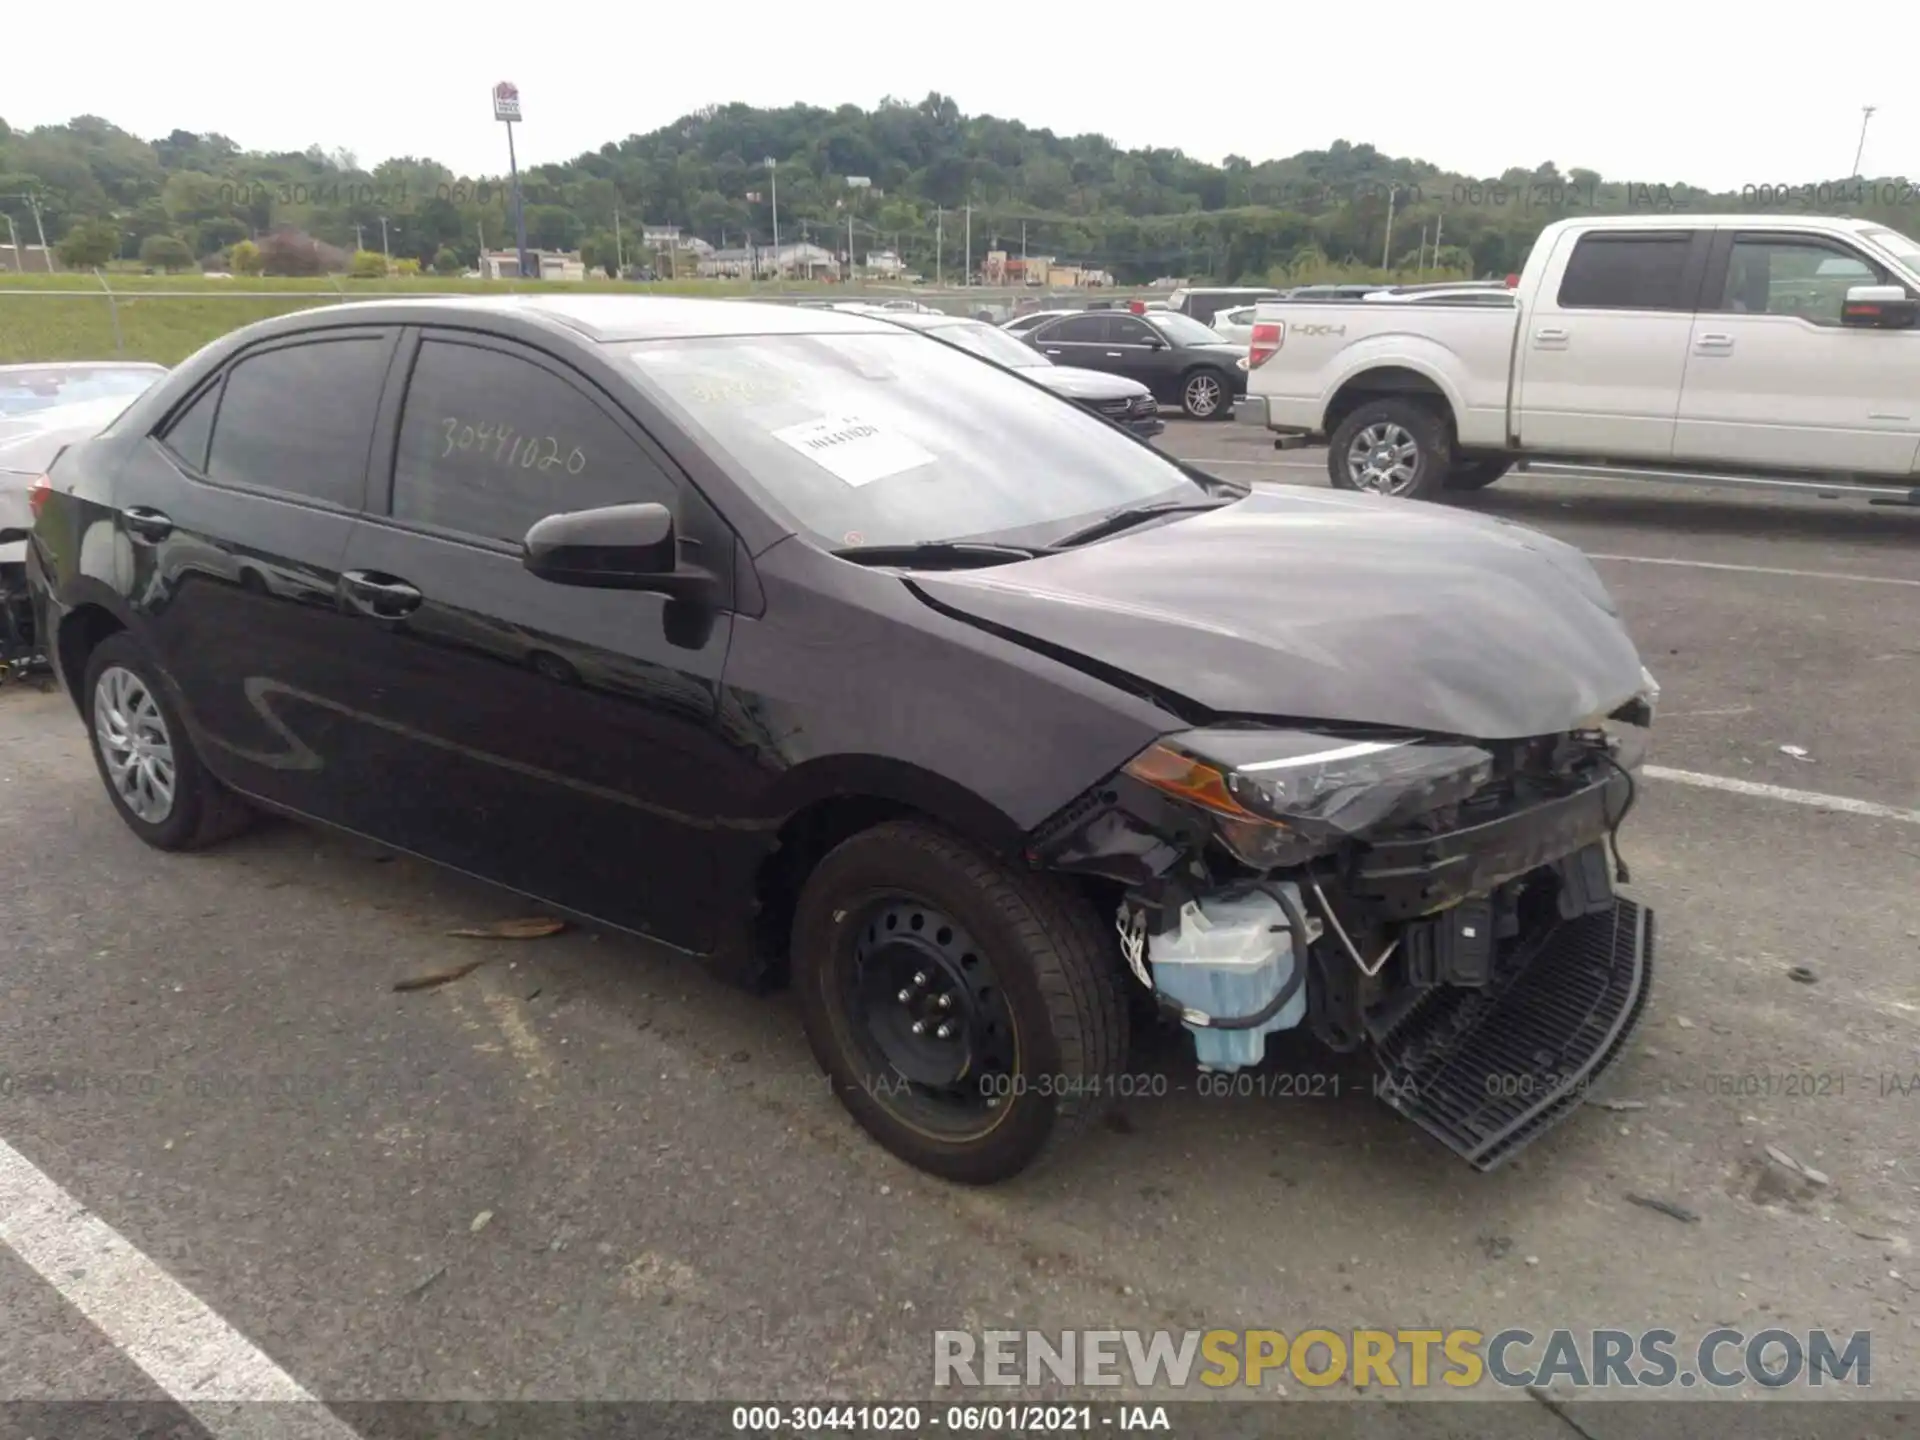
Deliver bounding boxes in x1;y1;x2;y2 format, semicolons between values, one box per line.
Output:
1021;309;1250;420
875;310;1163;438
18;296;1658;1185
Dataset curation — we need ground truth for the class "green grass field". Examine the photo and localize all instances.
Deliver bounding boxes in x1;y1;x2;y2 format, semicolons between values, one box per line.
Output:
0;273;807;366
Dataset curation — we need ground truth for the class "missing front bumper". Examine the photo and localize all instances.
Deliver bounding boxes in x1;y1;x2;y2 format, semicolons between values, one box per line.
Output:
1370;897;1653;1171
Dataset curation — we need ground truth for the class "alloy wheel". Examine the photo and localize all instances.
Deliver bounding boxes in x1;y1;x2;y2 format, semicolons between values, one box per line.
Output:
1344;421;1422;494
93;665;176;824
1183;373;1222;418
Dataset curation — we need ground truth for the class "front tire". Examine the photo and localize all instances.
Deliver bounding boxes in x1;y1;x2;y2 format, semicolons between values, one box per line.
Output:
83;633;253;851
1180;368;1231;421
1327;398;1451;499
792;820;1129;1184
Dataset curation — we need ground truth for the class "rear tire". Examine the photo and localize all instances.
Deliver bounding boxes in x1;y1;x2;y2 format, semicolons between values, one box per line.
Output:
1180;368;1232;421
1327;398;1451;500
792;820;1129;1185
1446;459;1512;491
82;633;254;851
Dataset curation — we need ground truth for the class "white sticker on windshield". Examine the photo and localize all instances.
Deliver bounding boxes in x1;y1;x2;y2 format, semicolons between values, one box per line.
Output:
771;414;935;488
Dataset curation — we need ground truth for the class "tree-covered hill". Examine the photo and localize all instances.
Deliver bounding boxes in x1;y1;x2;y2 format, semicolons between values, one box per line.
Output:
1;97;1914;282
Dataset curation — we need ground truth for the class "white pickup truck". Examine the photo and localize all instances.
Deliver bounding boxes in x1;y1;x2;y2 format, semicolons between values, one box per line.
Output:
1237;214;1920;506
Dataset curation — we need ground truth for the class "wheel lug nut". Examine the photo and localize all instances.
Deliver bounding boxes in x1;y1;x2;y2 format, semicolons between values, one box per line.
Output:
913;972;928;986
937;995;952;1010
910;1020;926;1035
935;1024;952;1040
897;988;912;1003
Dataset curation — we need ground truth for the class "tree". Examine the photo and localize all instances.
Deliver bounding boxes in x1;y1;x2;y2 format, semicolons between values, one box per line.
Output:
258;230;322;276
139;233;195;272
432;246;461;274
230;238;263;275
393;257;420;276
580;230;621;277
347;248;388;278
57;218;120;268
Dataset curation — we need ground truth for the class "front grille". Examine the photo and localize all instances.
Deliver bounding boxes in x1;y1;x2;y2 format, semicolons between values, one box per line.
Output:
1129;394;1158;415
1092;397;1133;418
1372;898;1653;1170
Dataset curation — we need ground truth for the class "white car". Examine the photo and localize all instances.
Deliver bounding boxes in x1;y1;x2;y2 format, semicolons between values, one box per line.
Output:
1211;305;1259;346
1238;213;1920;504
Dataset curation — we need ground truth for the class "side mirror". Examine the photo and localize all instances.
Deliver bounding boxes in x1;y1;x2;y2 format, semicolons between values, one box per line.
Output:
1842;285;1919;329
1142;337;1168;351
522;502;714;600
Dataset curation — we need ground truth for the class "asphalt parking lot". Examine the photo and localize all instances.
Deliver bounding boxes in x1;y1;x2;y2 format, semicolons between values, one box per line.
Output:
2;419;1918;1424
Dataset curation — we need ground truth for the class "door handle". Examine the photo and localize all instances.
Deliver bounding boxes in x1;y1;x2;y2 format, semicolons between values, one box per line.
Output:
1695;333;1735;351
1044;348;1063;355
1104;351;1125;357
121;506;174;542
1534;327;1570;342
341;569;423;618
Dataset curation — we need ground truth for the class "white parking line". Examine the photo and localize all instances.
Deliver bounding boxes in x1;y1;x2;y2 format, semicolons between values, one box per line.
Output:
1185;455;1323;469
0;1136;362;1438
1588;554;1920;588
1642;766;1920;826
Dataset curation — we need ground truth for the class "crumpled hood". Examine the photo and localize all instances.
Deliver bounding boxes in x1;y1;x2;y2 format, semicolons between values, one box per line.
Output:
1031;367;1152;402
909;487;1647;740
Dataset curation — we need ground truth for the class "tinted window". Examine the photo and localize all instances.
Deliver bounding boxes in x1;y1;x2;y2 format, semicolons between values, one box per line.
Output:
1146;312;1225;346
1557;234;1695;310
392;339;674;545
159;382;220;471
1109;317;1158;345
1719;237;1885;324
1040;315;1107;343
206;338;389;507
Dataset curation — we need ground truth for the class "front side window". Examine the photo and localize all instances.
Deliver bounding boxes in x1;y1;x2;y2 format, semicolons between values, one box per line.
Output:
392;339;675;545
205;338;388;508
1718;238;1885;324
1556;234;1695;311
624;331;1202;549
1038;315;1108;344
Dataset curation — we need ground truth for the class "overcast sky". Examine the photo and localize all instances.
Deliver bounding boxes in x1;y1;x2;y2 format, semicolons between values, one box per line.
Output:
9;2;1911;197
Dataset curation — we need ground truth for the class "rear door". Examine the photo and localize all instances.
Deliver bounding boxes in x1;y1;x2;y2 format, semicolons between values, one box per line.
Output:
1673;230;1920;475
120;329;399;822
1513;229;1710;458
328;328;742;950
1030;313;1110;369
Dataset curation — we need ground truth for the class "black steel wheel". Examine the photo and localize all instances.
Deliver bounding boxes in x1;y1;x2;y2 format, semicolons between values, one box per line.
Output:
792;820;1129;1184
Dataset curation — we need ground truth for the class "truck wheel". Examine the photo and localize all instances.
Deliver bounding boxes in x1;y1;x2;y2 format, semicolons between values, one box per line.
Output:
791;819;1129;1185
1180;368;1231;420
1328;399;1451;499
1446;459;1512;491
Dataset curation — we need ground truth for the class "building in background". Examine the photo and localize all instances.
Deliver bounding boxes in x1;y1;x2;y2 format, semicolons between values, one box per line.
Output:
0;244;57;274
863;249;906;278
478;249;587;280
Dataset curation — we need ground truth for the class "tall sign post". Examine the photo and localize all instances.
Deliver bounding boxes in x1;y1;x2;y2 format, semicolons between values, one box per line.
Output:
846;175;871;284
493;81;533;281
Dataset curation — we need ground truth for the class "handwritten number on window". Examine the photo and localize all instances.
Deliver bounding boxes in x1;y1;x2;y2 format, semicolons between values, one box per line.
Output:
440;418;585;475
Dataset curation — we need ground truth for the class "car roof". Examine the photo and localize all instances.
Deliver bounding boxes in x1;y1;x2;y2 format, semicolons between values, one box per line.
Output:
243;294;906;344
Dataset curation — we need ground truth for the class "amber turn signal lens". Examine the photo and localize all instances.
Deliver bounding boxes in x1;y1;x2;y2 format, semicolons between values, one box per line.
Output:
1122;743;1260;820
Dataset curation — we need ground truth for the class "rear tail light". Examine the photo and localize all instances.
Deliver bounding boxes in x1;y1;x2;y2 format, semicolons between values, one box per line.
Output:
27;474;53;520
1248;321;1284;369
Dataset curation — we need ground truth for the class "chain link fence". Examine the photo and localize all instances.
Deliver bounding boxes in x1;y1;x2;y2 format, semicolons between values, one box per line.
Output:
0;272;1168;366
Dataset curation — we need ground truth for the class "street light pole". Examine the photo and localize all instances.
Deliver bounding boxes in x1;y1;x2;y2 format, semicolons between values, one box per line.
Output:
1853;105;1878;177
765;158;780;278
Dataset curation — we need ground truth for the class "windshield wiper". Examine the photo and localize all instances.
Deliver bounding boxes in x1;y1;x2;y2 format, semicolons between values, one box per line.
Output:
1049;499;1233;549
830;540;1050;569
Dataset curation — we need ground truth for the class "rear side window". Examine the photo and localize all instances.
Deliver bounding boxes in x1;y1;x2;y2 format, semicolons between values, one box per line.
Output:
205;337;390;508
1557;234;1696;311
159;382;220;472
390;338;675;546
1040;315;1108;343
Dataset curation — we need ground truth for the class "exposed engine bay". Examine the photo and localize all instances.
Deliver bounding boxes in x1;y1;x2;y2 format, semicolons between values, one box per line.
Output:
1026;675;1659;1170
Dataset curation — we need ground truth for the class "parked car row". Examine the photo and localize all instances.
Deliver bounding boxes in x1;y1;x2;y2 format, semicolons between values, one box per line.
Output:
12;293;1659;1185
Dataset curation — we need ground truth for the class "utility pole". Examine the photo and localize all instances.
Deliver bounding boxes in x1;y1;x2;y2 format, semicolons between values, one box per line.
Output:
1853;105;1878;177
355;223;365;252
845;176;871;285
1433;213;1443;269
26;194;49;259
1417;221;1428;276
3;214;20;267
1382;186;1397;271
963;203;972;287
614;206;624;274
379;216;391;264
764;158;780;278
936;207;943;286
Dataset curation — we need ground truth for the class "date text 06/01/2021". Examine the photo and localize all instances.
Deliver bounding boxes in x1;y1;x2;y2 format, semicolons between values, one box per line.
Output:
730;1404;1172;1433
213;180;503;209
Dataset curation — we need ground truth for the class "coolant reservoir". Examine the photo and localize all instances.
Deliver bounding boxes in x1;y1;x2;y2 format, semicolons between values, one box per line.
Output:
1148;885;1308;1072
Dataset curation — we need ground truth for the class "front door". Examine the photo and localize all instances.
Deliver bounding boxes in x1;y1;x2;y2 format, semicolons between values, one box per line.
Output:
1514;228;1709;459
1029;313;1112;371
118;329;398;824
330;329;740;951
1672;231;1920;475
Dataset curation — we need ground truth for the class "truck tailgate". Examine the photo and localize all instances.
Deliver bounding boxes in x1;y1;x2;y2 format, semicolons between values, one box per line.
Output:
1244;300;1523;447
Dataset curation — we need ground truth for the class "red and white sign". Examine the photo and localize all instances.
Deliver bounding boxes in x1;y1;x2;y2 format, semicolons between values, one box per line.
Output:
492;81;521;123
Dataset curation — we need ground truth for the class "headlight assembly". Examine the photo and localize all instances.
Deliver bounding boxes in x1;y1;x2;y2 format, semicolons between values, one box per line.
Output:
1121;729;1496;870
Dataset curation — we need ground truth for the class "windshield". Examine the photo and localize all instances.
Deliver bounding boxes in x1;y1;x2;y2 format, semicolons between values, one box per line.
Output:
1864;227;1920;269
624;332;1201;548
1147;312;1226;346
0;366;163;419
927;320;1051;369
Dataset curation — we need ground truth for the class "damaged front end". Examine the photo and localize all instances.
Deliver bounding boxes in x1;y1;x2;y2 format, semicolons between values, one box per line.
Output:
1026;674;1660;1171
